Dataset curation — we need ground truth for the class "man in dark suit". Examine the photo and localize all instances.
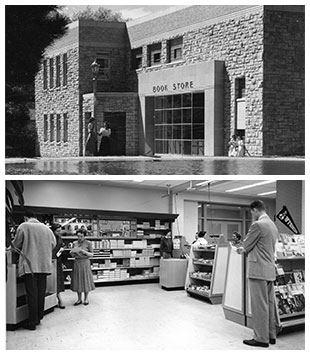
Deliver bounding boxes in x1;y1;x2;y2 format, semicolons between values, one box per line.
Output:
237;200;280;348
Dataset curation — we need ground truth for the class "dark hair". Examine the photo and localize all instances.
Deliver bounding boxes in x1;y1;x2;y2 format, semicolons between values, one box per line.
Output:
23;210;36;218
250;200;266;211
198;231;206;238
76;228;87;236
51;223;61;232
89;117;95;122
104;121;110;129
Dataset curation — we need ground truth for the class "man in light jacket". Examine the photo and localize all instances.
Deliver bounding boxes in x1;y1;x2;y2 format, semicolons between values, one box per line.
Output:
237;200;279;348
13;210;56;330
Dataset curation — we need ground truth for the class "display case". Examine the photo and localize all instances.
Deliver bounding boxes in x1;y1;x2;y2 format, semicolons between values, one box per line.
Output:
185;235;229;304
6;251;57;327
223;234;305;329
159;258;188;289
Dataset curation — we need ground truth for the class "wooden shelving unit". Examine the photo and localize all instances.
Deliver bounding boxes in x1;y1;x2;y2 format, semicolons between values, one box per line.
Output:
185;236;229;304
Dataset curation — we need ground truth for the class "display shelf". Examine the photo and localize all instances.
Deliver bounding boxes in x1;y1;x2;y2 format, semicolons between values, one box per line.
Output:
6;253;57;326
185;236;229;304
223;234;305;330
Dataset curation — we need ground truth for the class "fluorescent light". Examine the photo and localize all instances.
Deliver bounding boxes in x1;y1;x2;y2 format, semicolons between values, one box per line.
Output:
258;190;277;196
195;180;214;187
226;180;276;192
132;179;144;183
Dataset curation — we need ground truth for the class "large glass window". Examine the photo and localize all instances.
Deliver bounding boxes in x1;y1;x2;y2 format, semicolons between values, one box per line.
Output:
153;92;205;155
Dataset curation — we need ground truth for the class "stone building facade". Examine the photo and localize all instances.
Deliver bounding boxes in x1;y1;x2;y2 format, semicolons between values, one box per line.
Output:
35;5;304;157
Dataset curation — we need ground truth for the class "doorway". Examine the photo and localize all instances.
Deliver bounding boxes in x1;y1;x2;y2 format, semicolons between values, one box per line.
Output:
103;112;126;156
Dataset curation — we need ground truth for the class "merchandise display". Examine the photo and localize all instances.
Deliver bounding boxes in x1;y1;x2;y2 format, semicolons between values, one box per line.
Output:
185;236;229;304
53;212;177;284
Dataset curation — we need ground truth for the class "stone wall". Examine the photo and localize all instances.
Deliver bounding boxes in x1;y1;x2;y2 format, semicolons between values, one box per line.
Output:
128;6;266;156
94;93;140;156
263;7;305;156
35;46;81;157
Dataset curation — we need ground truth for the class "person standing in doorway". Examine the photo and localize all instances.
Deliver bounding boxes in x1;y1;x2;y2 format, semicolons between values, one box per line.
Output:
85;117;97;156
70;229;95;305
228;135;238;157
98;121;111;156
160;231;173;259
13;210;56;330
236;136;245;157
51;223;66;309
236;200;280;348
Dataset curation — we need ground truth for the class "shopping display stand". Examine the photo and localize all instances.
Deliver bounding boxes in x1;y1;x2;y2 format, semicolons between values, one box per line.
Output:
159;258;188;289
6;251;57;329
222;244;245;325
223;234;305;330
185;235;229;304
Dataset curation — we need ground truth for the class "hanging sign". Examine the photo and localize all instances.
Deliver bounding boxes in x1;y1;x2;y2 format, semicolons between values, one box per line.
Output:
276;205;300;234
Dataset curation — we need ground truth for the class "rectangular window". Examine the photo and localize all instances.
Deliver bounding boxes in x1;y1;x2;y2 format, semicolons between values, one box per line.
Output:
49;58;54;89
96;53;110;81
56;56;61;87
43;114;48;142
147;43;161;67
168;37;183;62
50;114;55;142
63;113;68;142
63;53;68;86
131;47;142;70
43;60;48;90
56;114;61;142
153;92;205;155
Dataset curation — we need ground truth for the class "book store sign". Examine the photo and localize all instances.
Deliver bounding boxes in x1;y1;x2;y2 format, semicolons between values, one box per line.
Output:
152;81;194;93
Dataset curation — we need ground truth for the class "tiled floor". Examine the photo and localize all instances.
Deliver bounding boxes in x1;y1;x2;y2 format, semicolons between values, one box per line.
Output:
6;283;305;350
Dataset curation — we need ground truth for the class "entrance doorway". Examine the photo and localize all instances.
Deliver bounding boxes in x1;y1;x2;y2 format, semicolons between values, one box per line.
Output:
103;112;126;156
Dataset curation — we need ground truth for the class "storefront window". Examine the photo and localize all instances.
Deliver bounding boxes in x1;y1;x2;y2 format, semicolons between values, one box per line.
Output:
153;92;205;155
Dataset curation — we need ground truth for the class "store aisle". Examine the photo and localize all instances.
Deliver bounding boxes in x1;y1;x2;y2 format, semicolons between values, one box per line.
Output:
6;283;304;350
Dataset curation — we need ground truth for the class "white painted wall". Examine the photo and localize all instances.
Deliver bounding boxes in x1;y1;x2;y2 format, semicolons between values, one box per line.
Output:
16;181;170;214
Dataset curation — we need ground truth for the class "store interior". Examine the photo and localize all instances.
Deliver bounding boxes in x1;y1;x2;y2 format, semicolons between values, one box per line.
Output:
5;179;305;350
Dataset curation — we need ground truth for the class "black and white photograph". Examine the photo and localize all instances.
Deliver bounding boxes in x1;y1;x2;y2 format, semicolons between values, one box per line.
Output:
5;3;305;175
4;2;306;352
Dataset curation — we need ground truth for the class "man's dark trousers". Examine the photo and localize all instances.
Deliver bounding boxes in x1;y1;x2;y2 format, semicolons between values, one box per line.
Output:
23;273;47;327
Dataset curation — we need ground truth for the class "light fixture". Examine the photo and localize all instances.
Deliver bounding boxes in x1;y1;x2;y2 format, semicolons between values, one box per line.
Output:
91;59;100;79
257;190;277;196
195;180;215;187
226;180;276;193
132;179;144;183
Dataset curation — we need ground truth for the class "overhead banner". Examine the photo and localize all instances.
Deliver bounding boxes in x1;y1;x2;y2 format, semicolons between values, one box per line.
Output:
276;205;300;234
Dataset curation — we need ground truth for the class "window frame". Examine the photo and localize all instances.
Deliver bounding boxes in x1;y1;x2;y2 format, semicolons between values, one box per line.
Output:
96;53;111;81
168;37;183;63
63;53;68;86
49;58;54;89
56;56;61;87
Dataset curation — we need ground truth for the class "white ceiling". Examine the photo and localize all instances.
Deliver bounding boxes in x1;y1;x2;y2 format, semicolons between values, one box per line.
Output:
77;180;277;199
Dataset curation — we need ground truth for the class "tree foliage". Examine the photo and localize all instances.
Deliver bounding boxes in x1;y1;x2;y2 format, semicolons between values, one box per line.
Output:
6;5;69;90
71;6;131;22
5;6;69;157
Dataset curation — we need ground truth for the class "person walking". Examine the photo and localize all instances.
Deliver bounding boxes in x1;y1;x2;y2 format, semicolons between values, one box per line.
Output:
85;117;97;156
236;200;280;348
12;210;56;330
51;223;66;309
70;229;95;305
160;231;173;259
